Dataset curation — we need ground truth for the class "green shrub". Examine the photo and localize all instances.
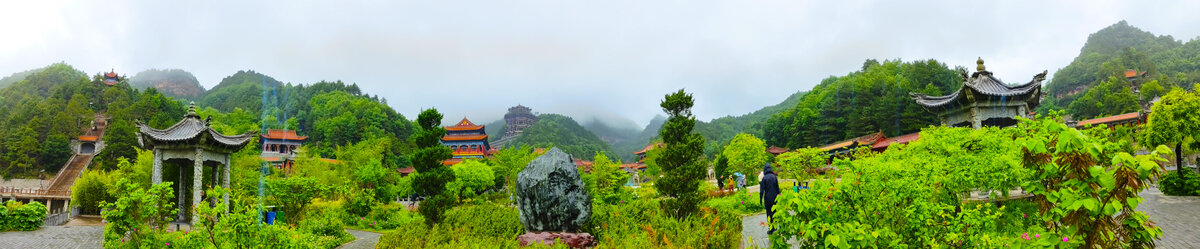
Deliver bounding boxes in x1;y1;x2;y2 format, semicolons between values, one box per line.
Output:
442;203;524;238
3;200;47;231
71;169;114;215
587;198;741;248
1160;169;1200;196
300;201;350;238
346;190;374;217
378;203;524;248
701;189;764;215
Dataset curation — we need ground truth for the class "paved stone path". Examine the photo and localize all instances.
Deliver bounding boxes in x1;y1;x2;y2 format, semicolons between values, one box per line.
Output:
337;229;382;249
0;226;103;249
742;186;1200;248
1137;186;1200;249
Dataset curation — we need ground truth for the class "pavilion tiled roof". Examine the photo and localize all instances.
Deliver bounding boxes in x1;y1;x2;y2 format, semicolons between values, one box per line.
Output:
1077;112;1141;127
137;103;256;150
911;59;1045;110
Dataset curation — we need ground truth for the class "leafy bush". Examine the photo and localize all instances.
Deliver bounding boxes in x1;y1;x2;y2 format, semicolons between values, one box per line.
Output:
345;190;374;218
447;159;495;203
101;179;177;246
2;200;47;231
769;117;1168;248
588;198;741;248
266;176;326;225
1160;169;1200;196
300;200;351;238
355;203;422;230
701;189;763;216
377;203;525;248
71;169;115;215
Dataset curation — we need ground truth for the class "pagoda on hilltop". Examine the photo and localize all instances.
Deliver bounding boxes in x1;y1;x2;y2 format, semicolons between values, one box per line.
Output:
910;58;1045;129
103;69;119;86
441;118;490;165
493;105;539;148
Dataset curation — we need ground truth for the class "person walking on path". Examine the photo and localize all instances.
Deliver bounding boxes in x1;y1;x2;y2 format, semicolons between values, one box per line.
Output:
759;163;780;236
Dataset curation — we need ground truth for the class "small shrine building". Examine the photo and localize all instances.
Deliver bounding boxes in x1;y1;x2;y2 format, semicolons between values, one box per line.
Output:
910;58;1045;129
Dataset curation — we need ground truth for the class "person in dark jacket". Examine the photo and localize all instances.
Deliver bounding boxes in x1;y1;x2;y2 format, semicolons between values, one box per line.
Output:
759;162;780;235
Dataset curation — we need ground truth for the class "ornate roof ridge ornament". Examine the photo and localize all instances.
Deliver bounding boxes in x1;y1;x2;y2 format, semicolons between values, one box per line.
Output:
185;101;201;119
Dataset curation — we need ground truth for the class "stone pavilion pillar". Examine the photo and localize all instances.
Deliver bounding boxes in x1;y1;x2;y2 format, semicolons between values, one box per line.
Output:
152;149;162;184
193;148;203;223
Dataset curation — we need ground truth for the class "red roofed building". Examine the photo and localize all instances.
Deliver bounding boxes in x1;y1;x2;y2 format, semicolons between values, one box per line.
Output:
261;129;308;173
766;146;789;156
441;118;490;165
1125;70;1146;79
871;132;920;152
818;131;886;156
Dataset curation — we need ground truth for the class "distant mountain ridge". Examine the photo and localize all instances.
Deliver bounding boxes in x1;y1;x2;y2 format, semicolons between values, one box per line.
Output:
129;69;206;99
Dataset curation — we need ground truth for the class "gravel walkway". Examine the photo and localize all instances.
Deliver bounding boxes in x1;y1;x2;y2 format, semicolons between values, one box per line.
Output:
338;229;382;249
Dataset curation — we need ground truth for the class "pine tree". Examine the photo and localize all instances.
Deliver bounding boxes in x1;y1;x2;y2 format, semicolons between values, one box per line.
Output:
654;89;707;218
410;108;455;226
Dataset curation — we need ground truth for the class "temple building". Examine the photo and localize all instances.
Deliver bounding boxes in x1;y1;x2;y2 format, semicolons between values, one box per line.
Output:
260;129;308;173
441;118;490;165
910;58;1045;129
103;69;119;86
493;105;539;148
137;102;255;224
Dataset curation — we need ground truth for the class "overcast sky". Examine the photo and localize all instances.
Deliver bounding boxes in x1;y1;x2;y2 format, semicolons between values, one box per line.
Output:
3;1;1199;129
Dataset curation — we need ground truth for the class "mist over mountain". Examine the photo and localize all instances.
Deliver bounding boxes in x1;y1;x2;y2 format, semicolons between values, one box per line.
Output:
129;69;206;99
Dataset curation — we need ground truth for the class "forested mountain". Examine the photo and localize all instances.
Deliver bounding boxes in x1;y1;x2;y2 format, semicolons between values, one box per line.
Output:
763;59;962;149
610;115;667;161
0;63;187;177
1042;21;1200;119
582;119;640;147
0;66;49;90
0;65;415;177
692;90;806;156
129;69;206;99
506;114;613;160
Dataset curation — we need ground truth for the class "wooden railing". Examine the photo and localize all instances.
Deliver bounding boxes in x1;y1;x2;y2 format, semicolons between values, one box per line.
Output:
0;186;70;197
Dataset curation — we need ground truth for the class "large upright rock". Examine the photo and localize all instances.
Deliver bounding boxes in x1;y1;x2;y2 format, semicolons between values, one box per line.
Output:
516;148;591;232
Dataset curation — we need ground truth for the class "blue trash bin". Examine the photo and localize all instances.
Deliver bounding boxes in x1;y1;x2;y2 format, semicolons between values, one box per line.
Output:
265;211;276;225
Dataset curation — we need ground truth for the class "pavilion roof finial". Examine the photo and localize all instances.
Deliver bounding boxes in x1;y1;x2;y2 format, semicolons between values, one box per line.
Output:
976;57;986;72
185;101;200;119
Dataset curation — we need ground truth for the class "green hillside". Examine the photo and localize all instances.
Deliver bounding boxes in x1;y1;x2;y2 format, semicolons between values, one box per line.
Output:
763;59;962;149
506;113;613;160
1042;21;1200;119
0;66;50;90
